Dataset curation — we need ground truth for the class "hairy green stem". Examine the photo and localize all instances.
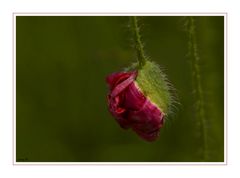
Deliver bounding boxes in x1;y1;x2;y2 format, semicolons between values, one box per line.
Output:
130;16;147;68
188;17;208;161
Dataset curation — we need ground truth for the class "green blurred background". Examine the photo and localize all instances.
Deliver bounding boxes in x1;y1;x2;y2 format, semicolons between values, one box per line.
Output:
16;16;224;162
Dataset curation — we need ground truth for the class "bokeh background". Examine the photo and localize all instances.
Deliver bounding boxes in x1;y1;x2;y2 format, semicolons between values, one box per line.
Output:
16;16;224;162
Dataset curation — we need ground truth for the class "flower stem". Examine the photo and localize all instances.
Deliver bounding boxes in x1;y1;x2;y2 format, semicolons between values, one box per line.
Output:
130;16;147;68
188;17;208;161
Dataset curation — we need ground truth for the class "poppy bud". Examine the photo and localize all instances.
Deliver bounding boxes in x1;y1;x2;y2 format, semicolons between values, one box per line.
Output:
106;61;172;141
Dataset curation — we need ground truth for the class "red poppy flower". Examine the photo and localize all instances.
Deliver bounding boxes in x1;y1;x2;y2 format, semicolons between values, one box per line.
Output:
106;70;165;141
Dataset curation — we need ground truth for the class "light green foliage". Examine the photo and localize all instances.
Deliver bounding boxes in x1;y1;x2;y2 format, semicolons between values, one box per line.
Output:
136;61;172;114
187;17;208;161
130;16;172;115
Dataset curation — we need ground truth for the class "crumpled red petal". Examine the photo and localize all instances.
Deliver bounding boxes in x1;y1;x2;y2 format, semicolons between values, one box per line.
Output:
106;71;137;90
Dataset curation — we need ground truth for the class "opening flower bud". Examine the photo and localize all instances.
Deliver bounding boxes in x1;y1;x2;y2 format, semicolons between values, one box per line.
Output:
106;61;172;141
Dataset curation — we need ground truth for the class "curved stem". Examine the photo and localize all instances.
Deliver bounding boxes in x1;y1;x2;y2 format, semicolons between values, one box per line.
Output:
188;17;208;161
131;16;146;68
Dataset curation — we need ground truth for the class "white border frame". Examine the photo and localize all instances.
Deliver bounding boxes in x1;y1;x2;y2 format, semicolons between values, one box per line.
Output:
13;13;227;165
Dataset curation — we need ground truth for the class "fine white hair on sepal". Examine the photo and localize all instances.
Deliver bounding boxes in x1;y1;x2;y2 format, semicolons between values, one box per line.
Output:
124;60;179;118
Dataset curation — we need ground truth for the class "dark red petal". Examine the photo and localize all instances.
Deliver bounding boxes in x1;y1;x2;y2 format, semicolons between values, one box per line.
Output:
128;100;164;141
115;116;131;129
123;82;146;111
106;71;137;129
111;74;136;97
107;94;131;129
106;71;137;90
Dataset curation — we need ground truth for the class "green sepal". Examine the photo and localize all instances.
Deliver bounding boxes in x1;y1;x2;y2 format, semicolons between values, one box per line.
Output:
135;61;172;114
